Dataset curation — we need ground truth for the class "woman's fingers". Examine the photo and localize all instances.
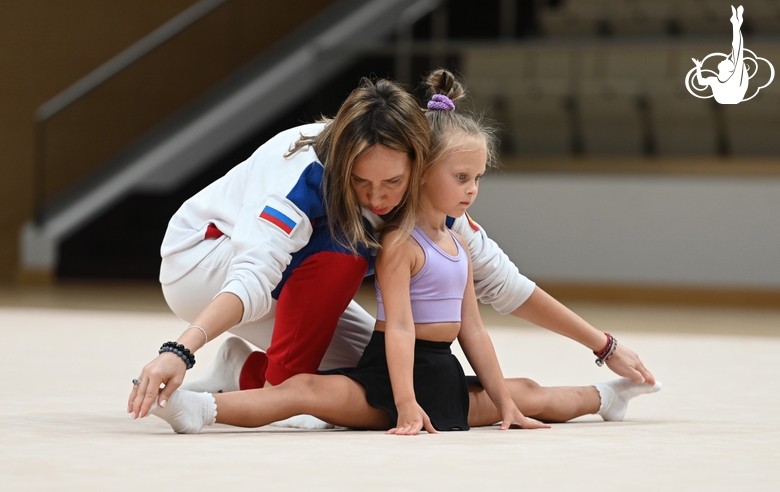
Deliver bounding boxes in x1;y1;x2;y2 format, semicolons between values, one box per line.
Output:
129;353;188;418
157;373;184;409
131;376;149;418
130;371;161;419
130;376;148;418
138;376;162;418
637;362;656;386
127;383;139;414
607;344;656;385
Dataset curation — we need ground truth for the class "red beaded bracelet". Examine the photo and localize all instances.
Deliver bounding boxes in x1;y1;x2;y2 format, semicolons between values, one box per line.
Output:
593;333;613;358
594;333;617;367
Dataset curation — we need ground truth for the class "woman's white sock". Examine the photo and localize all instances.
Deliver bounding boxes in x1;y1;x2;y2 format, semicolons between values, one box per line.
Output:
270;414;336;430
594;378;663;421
150;390;217;434
180;337;252;393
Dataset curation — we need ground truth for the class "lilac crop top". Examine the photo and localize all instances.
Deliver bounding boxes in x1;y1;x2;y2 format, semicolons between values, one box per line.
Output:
376;226;468;323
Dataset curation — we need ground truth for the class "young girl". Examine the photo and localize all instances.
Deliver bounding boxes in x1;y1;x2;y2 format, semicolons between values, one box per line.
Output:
146;70;661;435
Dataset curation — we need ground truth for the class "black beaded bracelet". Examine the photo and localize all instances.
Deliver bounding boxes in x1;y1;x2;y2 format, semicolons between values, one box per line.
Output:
159;341;196;370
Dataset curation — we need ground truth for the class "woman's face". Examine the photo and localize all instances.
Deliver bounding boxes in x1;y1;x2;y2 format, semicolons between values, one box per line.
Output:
350;144;412;216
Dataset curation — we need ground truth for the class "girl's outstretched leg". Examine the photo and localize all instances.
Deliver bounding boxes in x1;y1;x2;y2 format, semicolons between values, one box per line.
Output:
151;373;392;434
467;377;662;427
468;379;600;426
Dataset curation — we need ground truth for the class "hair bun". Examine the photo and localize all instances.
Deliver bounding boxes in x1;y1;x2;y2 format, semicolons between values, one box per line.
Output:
424;69;465;103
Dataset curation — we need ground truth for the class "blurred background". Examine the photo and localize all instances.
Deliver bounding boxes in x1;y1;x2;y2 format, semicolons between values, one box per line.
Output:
1;0;778;307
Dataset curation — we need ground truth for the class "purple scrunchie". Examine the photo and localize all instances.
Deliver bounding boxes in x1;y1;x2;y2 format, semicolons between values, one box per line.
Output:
427;94;455;111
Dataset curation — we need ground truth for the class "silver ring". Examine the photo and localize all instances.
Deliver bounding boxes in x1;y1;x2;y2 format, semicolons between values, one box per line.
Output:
132;378;141;386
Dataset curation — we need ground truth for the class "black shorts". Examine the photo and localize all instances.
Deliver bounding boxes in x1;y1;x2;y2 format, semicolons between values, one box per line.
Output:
340;331;475;431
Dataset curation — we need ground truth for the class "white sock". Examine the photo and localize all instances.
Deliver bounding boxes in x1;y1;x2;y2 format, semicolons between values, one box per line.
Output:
180;337;253;393
594;378;663;421
270;414;336;430
150;390;217;434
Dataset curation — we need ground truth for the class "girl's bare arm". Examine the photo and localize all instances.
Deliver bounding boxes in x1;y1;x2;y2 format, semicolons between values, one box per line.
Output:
456;236;548;429
376;229;436;435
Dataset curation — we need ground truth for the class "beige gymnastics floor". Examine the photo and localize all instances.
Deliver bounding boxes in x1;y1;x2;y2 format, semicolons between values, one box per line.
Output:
1;296;779;491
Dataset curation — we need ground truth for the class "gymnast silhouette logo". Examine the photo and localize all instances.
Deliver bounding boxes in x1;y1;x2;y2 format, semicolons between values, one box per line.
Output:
685;5;774;104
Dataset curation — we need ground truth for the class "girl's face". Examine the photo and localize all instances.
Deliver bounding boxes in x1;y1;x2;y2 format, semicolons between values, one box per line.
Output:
351;144;412;216
422;138;487;218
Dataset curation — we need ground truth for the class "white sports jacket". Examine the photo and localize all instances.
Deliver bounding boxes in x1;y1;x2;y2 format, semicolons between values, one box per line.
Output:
160;123;535;324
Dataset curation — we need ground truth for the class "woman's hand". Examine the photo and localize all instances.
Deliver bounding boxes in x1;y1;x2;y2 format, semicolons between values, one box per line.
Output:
128;352;187;419
387;401;438;436
605;343;656;385
498;405;551;430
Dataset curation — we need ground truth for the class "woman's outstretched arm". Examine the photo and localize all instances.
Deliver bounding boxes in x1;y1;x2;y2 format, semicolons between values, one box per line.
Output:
456;237;549;430
451;216;656;384
510;286;656;385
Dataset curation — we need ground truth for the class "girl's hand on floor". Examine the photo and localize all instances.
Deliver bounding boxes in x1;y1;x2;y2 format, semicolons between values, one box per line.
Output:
499;406;551;430
387;401;438;436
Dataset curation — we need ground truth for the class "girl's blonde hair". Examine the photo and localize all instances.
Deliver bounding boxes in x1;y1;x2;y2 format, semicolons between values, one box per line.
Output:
287;77;430;254
422;69;499;176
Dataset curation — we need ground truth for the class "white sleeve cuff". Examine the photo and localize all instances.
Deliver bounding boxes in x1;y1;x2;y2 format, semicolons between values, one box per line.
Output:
492;278;536;315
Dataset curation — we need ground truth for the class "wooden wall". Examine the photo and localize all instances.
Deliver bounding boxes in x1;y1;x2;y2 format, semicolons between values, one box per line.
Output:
0;0;334;282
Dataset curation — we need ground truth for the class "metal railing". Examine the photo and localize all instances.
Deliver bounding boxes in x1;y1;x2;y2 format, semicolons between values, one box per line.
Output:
22;0;444;273
33;0;230;225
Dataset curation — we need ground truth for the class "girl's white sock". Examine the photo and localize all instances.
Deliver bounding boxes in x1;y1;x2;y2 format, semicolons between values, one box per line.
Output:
594;378;663;421
150;390;217;434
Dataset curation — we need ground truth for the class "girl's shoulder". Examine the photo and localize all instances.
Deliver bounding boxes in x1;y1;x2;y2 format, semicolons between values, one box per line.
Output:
379;225;415;250
377;226;423;264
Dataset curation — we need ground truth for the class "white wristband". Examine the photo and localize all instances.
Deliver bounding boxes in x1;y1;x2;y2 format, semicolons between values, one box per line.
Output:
187;325;208;344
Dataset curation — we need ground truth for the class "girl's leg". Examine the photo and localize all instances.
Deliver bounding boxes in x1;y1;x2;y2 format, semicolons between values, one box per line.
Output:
152;373;392;433
216;373;391;429
468;377;662;427
468;379;600;426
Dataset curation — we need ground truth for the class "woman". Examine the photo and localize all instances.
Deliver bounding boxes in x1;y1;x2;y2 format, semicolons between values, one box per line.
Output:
129;77;429;419
129;74;654;423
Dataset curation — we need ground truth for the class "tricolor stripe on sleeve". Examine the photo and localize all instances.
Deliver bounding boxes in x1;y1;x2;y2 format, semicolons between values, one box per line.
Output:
465;212;480;231
259;201;300;235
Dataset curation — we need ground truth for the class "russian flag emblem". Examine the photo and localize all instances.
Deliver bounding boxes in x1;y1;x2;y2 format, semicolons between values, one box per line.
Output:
259;200;300;235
